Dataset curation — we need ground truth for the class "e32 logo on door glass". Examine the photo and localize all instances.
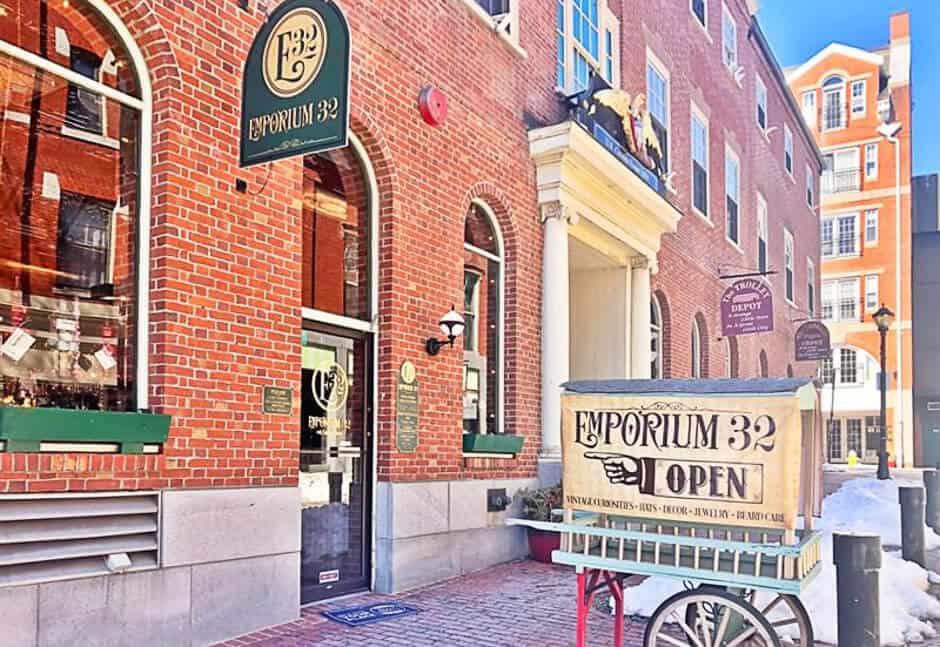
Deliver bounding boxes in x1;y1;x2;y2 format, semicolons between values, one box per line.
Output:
263;7;328;98
311;361;349;412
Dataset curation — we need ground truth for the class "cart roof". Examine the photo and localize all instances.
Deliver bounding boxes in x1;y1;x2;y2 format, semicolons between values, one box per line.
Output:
563;378;816;396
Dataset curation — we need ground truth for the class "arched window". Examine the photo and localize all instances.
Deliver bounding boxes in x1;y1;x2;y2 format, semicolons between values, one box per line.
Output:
725;337;739;378
787;364;794;378
759;350;769;378
650;297;663;379
0;1;151;411
822;74;846;130
463;201;504;435
691;317;704;378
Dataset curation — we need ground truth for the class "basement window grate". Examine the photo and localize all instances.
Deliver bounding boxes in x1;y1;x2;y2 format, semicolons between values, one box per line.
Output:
0;491;159;587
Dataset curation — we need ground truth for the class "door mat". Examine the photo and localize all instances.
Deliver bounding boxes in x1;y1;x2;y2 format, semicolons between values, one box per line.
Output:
321;602;420;627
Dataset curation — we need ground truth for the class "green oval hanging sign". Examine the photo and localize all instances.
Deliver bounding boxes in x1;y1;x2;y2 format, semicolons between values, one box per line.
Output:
240;0;350;167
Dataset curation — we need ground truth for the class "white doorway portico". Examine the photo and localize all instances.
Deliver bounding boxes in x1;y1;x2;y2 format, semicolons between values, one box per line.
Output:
531;121;681;484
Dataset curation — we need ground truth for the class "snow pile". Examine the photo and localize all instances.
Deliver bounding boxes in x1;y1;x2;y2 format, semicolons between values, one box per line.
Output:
616;477;940;645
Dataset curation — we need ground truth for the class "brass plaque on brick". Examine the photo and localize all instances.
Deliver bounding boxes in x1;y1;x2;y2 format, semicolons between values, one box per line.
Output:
396;361;419;452
263;386;293;415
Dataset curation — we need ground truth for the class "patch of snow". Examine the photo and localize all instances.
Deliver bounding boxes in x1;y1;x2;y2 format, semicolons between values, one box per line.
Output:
614;477;940;645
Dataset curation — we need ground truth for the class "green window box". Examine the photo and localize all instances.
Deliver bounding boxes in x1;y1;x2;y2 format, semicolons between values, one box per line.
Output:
462;433;524;455
0;408;171;454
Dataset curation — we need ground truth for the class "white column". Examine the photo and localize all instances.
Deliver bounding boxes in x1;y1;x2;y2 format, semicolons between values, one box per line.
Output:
630;257;652;378
539;201;571;483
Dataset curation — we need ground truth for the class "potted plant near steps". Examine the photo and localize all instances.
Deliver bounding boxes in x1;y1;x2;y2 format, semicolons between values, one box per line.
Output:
515;483;562;563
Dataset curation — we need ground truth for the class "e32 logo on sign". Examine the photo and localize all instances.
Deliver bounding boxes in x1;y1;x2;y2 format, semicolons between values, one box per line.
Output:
263;7;328;98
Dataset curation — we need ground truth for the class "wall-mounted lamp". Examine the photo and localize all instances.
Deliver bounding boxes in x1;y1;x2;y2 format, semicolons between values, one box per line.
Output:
426;307;465;356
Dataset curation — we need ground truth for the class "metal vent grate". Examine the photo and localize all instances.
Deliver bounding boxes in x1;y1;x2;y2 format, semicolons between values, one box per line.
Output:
0;491;159;587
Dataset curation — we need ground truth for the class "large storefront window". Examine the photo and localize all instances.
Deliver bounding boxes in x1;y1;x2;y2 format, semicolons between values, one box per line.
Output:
0;3;143;412
463;202;503;435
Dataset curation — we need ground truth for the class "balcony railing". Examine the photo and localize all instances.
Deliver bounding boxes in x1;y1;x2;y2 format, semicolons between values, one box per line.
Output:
821;168;861;195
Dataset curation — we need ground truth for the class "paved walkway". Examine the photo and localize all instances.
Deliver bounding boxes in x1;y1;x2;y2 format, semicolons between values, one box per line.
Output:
217;560;643;647
220;469;940;646
217;557;940;646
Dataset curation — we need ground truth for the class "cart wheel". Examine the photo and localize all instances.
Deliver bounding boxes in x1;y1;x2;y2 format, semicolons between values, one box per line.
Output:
760;594;814;646
644;588;782;647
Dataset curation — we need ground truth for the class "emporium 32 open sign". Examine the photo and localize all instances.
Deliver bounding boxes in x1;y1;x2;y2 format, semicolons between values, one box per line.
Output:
240;0;350;166
562;393;803;530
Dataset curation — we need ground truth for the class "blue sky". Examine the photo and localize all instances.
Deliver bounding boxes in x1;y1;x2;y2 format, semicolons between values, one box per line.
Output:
758;0;939;175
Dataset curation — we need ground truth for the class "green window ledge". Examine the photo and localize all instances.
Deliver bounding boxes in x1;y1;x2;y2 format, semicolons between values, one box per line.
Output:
462;433;524;455
0;408;171;454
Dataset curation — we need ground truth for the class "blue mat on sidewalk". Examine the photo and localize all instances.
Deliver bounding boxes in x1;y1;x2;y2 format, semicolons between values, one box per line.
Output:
322;602;419;627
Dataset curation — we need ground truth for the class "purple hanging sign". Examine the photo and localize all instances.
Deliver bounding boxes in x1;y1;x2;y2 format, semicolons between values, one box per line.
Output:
720;279;774;337
794;321;832;361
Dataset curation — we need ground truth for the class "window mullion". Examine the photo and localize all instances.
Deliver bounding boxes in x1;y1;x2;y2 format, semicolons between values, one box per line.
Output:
0;39;143;111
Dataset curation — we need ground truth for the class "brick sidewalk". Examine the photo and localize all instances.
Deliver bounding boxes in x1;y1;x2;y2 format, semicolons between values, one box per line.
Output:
218;558;940;647
216;560;645;647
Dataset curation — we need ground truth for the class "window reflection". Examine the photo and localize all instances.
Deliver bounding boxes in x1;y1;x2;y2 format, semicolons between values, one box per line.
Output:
302;149;370;320
0;43;139;411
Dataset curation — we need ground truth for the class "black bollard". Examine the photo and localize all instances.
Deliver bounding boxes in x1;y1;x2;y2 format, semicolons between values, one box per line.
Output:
833;533;881;647
924;470;940;533
899;486;927;567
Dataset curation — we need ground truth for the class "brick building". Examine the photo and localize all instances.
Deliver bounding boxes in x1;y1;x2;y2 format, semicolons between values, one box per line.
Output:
0;0;819;644
787;12;914;466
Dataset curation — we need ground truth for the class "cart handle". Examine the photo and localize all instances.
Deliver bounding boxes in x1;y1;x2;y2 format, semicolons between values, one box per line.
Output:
507;518;822;556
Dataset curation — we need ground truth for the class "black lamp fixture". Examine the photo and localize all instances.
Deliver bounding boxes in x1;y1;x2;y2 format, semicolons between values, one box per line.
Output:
872;304;895;480
426;306;465;356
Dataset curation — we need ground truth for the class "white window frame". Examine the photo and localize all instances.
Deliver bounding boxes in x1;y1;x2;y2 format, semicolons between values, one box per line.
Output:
651;297;663;379
822;277;860;323
691;318;703;378
851;79;866;116
721;4;737;72
783;124;793;175
463;0;522;51
822;77;846;131
821;212;860;259
865;209;879;246
556;0;620;93
646;49;670;172
806;164;815;208
839;347;861;385
690;102;709;220
801;90;817;129
725;145;740;247
865;142;878;180
756;192;768;274
784;229;795;304
463;199;506;436
0;1;154;408
755;74;768;131
865;274;879;313
807;258;816;318
690;0;708;30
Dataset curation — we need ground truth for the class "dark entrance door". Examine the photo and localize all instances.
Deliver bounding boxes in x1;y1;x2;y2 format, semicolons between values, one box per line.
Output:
299;326;371;603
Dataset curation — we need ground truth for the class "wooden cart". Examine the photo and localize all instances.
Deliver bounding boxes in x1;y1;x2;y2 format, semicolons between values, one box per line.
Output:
510;378;824;647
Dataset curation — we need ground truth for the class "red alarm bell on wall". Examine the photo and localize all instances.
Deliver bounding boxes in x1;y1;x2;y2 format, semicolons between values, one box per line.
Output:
418;85;448;127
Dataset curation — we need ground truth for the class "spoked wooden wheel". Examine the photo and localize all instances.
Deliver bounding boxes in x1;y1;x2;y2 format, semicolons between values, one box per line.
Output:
759;594;814;646
644;589;782;647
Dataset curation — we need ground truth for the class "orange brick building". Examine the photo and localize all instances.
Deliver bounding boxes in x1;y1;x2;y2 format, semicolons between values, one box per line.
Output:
787;12;914;465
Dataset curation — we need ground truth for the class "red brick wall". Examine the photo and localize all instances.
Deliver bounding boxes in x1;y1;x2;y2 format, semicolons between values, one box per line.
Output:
627;0;823;380
0;0;554;491
0;0;820;492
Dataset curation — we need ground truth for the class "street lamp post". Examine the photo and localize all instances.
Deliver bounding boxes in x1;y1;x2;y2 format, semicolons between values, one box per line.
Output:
873;304;895;480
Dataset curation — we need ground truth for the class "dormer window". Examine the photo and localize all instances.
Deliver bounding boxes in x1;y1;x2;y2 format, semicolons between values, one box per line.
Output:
822;75;846;130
